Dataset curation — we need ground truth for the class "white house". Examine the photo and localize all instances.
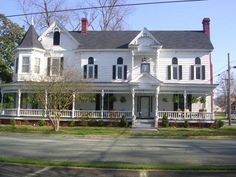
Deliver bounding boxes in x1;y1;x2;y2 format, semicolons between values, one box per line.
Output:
0;18;217;127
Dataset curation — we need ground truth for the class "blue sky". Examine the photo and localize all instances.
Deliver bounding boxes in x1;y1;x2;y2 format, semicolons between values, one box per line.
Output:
0;0;235;82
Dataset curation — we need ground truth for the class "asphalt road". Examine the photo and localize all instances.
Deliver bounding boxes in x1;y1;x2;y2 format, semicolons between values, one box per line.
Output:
0;133;236;166
1;163;236;177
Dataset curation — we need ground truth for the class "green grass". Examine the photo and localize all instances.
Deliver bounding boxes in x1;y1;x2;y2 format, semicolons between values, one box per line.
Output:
0;156;235;170
0;124;236;137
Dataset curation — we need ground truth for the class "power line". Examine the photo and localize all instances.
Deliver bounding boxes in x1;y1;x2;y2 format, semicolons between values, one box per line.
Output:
5;0;207;18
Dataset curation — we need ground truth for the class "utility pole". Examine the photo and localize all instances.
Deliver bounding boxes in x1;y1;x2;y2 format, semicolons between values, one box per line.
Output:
227;53;231;126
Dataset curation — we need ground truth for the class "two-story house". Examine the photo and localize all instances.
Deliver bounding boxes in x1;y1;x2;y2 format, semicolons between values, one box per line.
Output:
0;18;216;127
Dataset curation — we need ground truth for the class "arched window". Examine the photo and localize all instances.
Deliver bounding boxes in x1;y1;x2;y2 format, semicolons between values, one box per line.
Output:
53;31;60;45
88;57;94;64
195;57;201;65
172;57;178;64
117;57;123;65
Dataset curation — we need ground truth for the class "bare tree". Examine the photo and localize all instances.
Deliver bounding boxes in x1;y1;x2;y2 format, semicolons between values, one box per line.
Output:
27;68;92;131
215;72;235;110
85;0;130;31
18;0;131;32
18;0;70;33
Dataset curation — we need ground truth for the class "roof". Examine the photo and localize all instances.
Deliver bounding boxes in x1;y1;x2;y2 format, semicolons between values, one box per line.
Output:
18;25;44;49
70;30;214;50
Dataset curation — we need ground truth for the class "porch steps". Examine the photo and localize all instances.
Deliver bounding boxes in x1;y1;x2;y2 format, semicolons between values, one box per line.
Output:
132;119;156;129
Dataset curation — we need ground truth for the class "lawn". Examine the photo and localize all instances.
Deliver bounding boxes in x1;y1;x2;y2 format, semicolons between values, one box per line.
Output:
215;112;226;120
0;124;236;137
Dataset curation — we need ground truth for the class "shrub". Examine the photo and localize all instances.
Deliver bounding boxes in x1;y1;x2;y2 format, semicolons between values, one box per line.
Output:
162;114;169;127
80;117;89;126
98;119;105;127
218;119;224;128
68;120;76;127
10;119;16;126
183;120;189;128
38;120;46;126
120;116;128;127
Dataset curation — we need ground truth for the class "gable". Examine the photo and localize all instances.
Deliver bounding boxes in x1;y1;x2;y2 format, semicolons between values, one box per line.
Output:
39;22;79;50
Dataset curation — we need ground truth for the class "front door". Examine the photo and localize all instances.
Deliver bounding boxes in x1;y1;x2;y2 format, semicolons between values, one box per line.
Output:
140;96;150;118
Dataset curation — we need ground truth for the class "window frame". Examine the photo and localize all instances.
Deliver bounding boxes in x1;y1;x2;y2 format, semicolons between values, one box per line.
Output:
34;57;40;74
84;57;98;79
141;63;150;73
51;58;61;76
53;30;60;46
22;56;30;73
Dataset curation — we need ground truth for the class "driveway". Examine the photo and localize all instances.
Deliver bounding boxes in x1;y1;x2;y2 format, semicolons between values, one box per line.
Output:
0;133;235;166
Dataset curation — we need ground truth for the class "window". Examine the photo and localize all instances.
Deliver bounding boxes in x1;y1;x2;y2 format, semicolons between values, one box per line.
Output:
88;57;94;64
53;30;60;45
34;58;40;74
84;57;98;79
112;57;127;80
22;56;30;73
167;57;182;80
141;63;150;73
51;58;60;75
191;57;205;80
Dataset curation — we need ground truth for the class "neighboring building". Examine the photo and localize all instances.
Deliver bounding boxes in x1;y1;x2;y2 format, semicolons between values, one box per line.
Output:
0;18;217;128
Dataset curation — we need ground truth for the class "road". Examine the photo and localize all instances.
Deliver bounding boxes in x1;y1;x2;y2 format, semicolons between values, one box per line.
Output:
0;133;235;166
1;163;236;177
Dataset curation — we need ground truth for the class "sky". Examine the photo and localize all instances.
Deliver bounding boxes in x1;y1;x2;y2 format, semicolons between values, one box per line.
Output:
0;0;235;83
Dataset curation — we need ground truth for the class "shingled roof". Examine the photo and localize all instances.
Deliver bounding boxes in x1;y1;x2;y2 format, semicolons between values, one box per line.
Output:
18;25;44;49
70;30;213;50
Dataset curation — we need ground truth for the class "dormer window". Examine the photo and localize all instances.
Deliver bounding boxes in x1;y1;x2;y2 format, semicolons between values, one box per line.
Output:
53;28;60;45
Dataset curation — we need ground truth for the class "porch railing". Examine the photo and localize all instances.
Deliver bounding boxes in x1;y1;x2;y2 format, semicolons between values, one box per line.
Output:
103;111;132;119
158;111;214;120
1;109;213;120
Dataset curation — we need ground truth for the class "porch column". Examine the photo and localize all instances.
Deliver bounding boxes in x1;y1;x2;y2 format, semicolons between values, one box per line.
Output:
101;89;104;119
72;92;75;118
0;90;3;110
17;89;21;117
155;87;160;128
184;90;187;119
131;52;134;80
44;89;48;118
131;88;135;124
0;90;3;115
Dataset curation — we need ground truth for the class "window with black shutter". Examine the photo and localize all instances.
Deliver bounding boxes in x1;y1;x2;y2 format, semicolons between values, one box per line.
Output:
60;57;64;76
112;65;116;79
179;65;182;80
192;57;205;80
167;65;171;80
47;57;51;76
15;58;18;74
124;65;127;80
191;65;194;80
84;57;98;79
202;65;205;80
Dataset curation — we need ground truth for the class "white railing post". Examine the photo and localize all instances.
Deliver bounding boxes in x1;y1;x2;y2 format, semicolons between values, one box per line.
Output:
184;90;187;120
72;92;75;118
44;89;48;118
101;89;104;119
131;88;135;125
155;87;160;128
17;89;21;117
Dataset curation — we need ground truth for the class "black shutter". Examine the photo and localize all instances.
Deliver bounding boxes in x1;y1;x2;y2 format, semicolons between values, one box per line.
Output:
15;58;18;73
167;65;171;80
47;57;51;76
202;65;205;80
83;65;87;79
60;57;64;76
94;65;98;79
112;65;116;79
190;65;194;80
124;65;127;80
95;94;101;110
179;65;182;80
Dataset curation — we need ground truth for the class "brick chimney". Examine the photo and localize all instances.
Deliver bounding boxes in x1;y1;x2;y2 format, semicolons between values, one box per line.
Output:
202;18;210;38
81;18;88;33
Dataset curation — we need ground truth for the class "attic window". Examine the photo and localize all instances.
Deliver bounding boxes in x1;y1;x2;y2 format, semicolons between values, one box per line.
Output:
53;31;60;45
